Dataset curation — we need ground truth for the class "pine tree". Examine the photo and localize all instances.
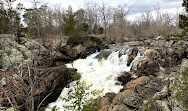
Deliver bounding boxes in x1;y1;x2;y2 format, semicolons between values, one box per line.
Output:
63;5;76;36
179;0;188;35
0;0;21;34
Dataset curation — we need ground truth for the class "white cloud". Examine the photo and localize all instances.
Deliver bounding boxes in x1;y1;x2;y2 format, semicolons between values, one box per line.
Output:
14;0;183;21
15;0;183;12
127;7;184;21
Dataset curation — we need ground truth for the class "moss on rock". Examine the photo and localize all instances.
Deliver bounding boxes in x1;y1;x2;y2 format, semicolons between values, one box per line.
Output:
172;59;188;111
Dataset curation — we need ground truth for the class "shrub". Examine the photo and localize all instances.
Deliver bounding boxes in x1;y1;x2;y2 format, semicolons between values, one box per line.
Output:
50;67;101;111
98;27;104;34
90;36;104;46
81;23;89;32
62;81;101;111
174;67;188;109
143;99;164;111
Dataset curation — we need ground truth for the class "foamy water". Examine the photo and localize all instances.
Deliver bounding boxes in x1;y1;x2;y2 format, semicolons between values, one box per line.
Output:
46;48;143;111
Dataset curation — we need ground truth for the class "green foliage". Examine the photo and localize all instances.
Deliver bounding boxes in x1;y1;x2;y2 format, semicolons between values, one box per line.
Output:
0;9;9;34
93;24;104;35
182;0;188;12
67;35;104;48
62;81;101;111
98;27;104;34
164;33;185;40
93;24;99;34
174;67;188;109
81;23;89;32
0;0;21;34
143;99;164;111
71;66;81;80
64;66;101;111
63;6;89;37
48;65;101;111
179;0;188;34
63;6;76;36
67;35;86;46
23;5;48;37
90;36;104;46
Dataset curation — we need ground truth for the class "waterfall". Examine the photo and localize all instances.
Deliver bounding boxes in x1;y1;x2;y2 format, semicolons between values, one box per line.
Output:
46;47;143;111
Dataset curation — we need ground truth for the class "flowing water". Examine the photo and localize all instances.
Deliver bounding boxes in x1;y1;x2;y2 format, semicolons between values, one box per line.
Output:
46;42;143;111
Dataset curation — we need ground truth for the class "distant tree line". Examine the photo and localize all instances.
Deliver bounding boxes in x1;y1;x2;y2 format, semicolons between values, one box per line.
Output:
0;0;185;42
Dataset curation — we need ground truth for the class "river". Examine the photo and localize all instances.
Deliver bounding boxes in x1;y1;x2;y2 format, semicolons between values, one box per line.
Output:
46;42;143;111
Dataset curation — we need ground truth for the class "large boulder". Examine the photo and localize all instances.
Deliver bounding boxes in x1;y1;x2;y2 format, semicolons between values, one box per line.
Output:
117;72;132;85
131;57;159;75
0;34;50;70
0;65;73;111
135;78;165;99
58;36;106;62
96;76;166;111
126;76;150;91
108;89;142;110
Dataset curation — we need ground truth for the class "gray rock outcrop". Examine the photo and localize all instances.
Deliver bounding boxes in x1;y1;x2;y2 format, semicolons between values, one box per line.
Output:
0;34;49;70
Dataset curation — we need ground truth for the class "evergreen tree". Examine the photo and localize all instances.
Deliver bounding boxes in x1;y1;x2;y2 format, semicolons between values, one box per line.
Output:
63;5;76;36
179;0;188;35
63;6;89;36
0;1;9;34
23;4;47;38
0;0;21;34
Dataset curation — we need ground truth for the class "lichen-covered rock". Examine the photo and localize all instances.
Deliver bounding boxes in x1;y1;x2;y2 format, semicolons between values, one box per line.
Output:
0;34;49;70
172;59;188;111
2;48;24;70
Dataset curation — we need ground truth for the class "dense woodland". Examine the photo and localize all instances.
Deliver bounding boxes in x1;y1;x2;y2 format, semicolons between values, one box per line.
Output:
0;0;187;43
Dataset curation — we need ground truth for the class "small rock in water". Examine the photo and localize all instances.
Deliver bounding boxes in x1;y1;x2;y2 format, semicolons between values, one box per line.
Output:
95;50;112;60
117;72;132;85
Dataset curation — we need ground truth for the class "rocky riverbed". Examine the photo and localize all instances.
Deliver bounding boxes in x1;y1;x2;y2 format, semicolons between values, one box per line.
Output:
0;34;188;111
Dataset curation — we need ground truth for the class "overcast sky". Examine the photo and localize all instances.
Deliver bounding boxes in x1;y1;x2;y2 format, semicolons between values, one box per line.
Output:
15;0;184;20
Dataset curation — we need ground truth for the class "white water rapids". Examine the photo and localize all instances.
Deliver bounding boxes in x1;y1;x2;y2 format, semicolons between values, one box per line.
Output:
46;45;143;111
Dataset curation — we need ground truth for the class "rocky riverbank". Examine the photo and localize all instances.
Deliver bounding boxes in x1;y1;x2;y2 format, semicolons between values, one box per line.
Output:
91;59;188;111
0;34;187;111
91;38;188;111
